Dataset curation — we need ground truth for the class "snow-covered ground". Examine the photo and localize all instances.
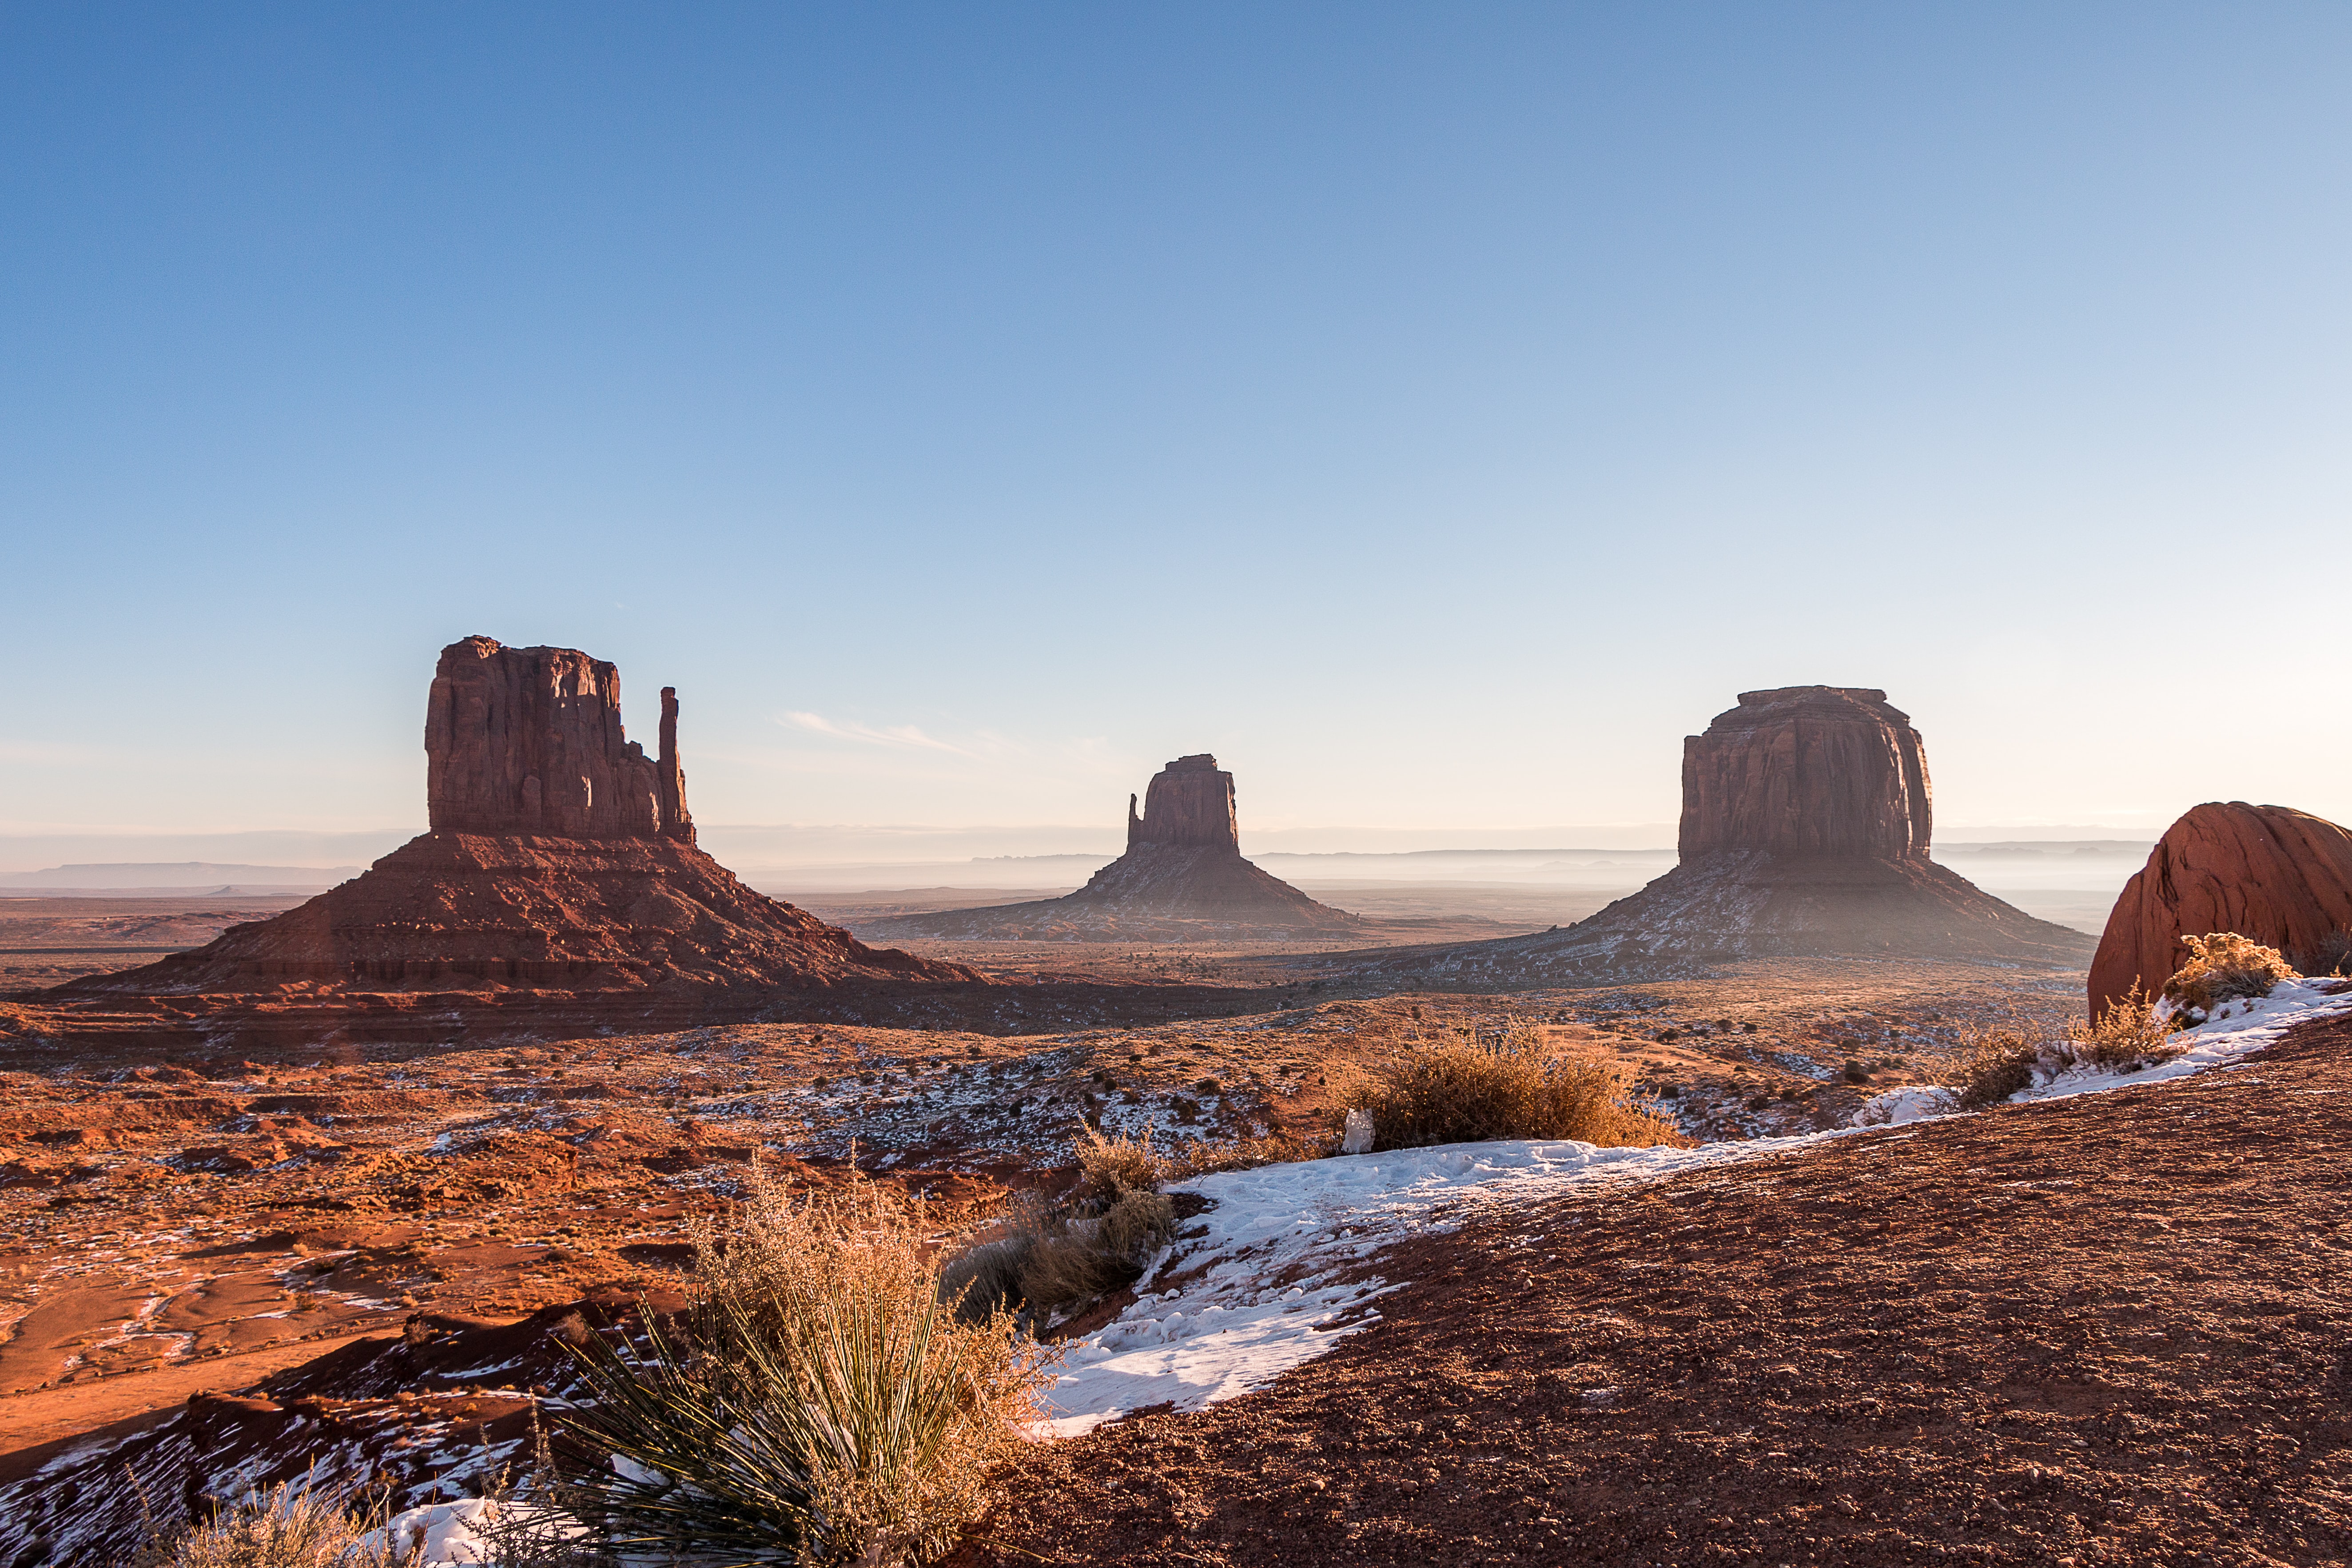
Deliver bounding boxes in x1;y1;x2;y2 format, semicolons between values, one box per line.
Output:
1042;1134;1809;1435
1041;977;2352;1437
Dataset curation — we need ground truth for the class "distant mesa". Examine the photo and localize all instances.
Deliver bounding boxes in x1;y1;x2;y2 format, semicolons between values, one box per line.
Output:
1363;685;2090;980
45;637;979;1037
2089;801;2352;1017
875;754;1365;941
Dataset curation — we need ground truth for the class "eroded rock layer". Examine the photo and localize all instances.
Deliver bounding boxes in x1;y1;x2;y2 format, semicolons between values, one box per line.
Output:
2089;802;2352;1017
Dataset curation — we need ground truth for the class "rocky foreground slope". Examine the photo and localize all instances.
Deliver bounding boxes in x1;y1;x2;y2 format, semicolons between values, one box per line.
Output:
970;1005;2352;1566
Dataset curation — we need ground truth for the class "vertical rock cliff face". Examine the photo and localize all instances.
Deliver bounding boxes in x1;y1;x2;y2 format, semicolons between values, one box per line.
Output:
1127;754;1241;852
888;753;1360;939
1680;687;1932;860
425;637;693;842
2089;802;2352;1017
55;637;975;1033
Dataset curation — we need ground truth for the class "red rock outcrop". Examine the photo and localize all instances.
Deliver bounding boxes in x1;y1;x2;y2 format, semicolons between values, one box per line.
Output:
1127;755;1240;852
1361;685;2088;981
425;638;693;842
1680;687;1931;859
49;638;978;1037
882;754;1363;941
2089;802;2352;1017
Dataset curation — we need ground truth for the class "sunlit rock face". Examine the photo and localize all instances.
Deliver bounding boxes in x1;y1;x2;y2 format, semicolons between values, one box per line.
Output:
426;637;693;843
1680;687;1932;861
2089;802;2352;1017
1126;754;1241;853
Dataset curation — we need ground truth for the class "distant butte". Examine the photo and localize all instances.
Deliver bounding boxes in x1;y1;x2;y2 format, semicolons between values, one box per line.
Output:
878;754;1366;941
42;637;982;1042
1361;685;2090;981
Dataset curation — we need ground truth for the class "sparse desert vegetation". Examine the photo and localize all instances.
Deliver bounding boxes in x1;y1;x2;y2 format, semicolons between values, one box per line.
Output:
2161;931;2300;1015
565;1162;1048;1566
1332;1019;1686;1151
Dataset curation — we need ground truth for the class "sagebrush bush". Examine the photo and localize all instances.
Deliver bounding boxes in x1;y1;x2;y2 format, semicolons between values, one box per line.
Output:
133;1477;413;1568
2162;932;2298;1015
1335;1021;1684;1151
2065;985;2183;1070
561;1162;1048;1568
1953;989;2184;1111
1953;1027;2043;1110
940;1182;1177;1325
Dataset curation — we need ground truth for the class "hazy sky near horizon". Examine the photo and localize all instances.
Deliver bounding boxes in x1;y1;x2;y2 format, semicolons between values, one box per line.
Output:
6;4;2351;847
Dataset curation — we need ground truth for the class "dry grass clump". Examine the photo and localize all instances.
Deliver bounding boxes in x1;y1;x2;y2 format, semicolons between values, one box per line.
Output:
2163;932;2299;1015
561;1161;1049;1567
1073;1125;1163;1201
1336;1020;1685;1151
132;1476;414;1568
942;1129;1180;1326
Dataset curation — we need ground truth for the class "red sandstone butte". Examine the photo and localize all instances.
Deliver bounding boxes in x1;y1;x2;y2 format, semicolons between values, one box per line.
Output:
52;637;978;1031
1680;687;1931;860
2089;801;2352;1017
1365;685;2088;980
884;754;1362;940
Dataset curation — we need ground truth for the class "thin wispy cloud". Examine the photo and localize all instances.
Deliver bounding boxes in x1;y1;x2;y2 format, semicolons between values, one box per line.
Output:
780;711;977;756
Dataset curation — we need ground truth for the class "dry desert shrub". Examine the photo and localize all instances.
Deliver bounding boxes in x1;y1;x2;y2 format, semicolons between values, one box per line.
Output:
940;1184;1175;1325
2162;931;2299;1015
1073;1124;1163;1200
1337;1020;1685;1151
2064;984;2185;1071
1954;989;2185;1110
133;1476;415;1568
561;1160;1050;1568
1953;1027;2044;1110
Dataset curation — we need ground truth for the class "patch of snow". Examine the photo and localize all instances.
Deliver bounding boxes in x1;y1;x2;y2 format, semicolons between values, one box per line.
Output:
1043;1134;1812;1436
1850;1085;1960;1127
2017;978;2352;1105
371;1498;588;1566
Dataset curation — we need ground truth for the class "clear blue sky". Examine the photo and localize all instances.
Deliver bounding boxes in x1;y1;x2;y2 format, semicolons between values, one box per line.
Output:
6;4;2350;853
